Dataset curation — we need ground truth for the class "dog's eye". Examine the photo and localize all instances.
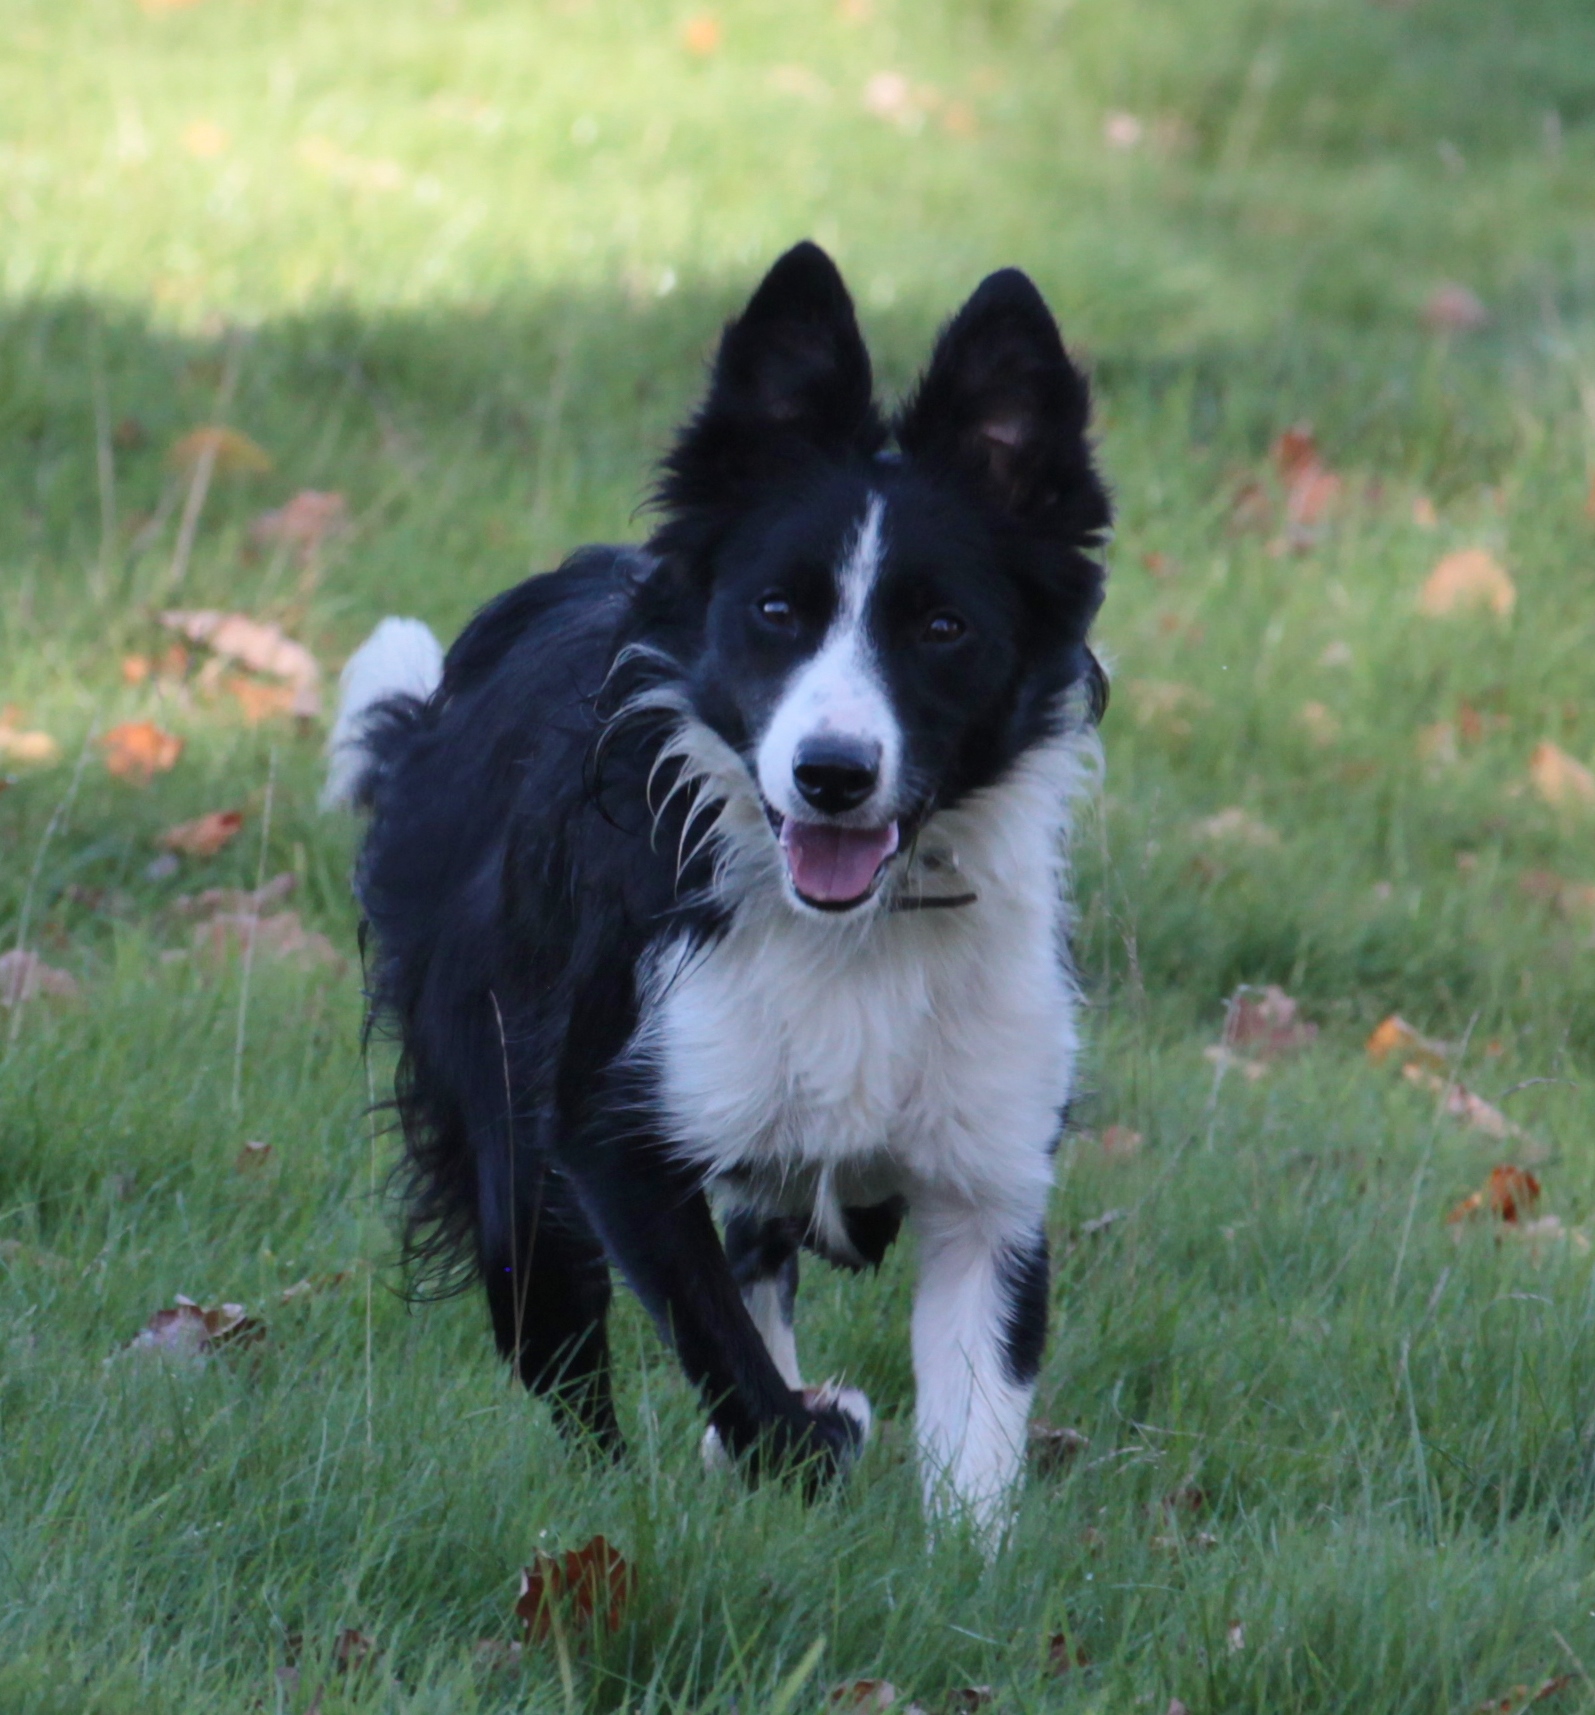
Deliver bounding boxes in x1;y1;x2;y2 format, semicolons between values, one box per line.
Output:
756;592;797;629
922;610;966;645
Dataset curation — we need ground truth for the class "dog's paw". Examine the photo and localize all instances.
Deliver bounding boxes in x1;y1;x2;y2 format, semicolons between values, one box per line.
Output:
699;1380;873;1478
801;1380;872;1452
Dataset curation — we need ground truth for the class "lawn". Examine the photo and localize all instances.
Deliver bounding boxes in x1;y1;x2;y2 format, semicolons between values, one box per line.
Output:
3;0;1595;1709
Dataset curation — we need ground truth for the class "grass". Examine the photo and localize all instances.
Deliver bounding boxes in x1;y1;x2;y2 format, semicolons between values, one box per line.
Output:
3;0;1595;1708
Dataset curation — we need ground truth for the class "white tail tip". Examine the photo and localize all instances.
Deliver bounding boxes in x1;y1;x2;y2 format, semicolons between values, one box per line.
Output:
321;617;443;810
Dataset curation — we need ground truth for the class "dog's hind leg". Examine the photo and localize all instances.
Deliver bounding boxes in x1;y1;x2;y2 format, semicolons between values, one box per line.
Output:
481;1169;624;1458
723;1212;804;1388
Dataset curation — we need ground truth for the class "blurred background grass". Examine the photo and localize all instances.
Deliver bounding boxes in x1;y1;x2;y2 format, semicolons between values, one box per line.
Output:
3;2;1595;1711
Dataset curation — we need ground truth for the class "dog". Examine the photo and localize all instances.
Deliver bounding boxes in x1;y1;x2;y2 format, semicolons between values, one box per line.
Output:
326;242;1110;1536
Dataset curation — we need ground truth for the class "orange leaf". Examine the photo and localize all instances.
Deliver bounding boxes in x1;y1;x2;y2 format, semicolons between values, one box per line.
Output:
158;808;244;859
682;13;721;53
160;610;321;717
1423;283;1488;333
226;676;298;724
1365;1015;1450;1071
166;425;273;477
1403;1065;1522;1140
515;1536;632;1642
102;720;183;782
0;718;61;765
1529;740;1595;808
1417;548;1515;619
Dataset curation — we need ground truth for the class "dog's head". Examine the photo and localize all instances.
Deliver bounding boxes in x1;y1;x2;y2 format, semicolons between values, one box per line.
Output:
643;242;1110;917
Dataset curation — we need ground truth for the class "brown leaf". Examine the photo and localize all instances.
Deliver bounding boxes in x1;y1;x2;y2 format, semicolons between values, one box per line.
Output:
516;1536;633;1643
1529;741;1595;808
1203;1045;1269;1082
1407;1066;1524;1142
1028;1423;1090;1473
171;872;296;921
682;12;721;53
248;490;348;560
1224;985;1318;1058
102;720;183;783
158;809;245;859
1100;1124;1143;1159
160;610;322;718
1268;424;1343;535
193;910;344;975
947;1690;993;1712
0;713;62;766
235;1140;273;1170
226;676;299;724
1046;1633;1091;1676
1423;284;1489;332
166;425;272;477
0;949;79;1007
1519;870;1595;918
829;1682;897;1711
129;1295;265;1358
1475;1674;1573;1712
331;1629;379;1675
1366;1015;1451;1072
1418;548;1515;619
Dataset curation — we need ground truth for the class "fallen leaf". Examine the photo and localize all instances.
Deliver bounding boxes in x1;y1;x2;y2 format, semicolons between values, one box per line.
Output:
235;1140;273;1170
1100;1124;1143;1159
1475;1675;1573;1712
158;808;245;859
249;490;349;561
830;1682;897;1711
1417;548;1515;619
1203;1045;1269;1082
516;1536;633;1643
102;720;183;783
1192;807;1279;848
0;949;80;1007
1529;740;1595;808
193;910;343;974
1519;870;1595;918
332;1629;379;1675
1226;1621;1246;1654
1365;1015;1451;1072
1423;283;1489;332
226;676;299;724
947;1689;993;1712
682;13;721;53
171;873;296;920
1416;721;1459;767
166;425;272;477
1410;1067;1526;1143
129;1295;265;1358
1142;550;1178;578
1028;1423;1090;1473
0;712;62;766
1224;985;1318;1058
122;654;151;686
1164;1484;1208;1515
1131;680;1209;734
1046;1633;1091;1676
160;610;321;717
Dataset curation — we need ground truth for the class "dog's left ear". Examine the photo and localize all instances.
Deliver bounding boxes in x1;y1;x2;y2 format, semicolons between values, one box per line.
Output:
896;270;1109;541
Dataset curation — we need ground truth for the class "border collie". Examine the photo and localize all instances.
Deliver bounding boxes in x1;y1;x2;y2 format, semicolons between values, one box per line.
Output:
327;243;1110;1536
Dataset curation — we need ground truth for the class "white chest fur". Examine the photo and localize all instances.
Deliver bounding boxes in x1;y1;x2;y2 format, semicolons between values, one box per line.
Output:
637;731;1094;1233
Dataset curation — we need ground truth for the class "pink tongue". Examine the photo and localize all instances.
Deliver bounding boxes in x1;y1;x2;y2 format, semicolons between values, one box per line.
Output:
780;819;900;904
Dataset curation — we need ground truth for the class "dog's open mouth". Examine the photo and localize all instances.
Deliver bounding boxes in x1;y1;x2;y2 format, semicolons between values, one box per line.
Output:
773;813;900;910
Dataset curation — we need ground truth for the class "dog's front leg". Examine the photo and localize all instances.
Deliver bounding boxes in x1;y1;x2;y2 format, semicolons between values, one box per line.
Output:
569;1143;867;1483
910;1203;1049;1538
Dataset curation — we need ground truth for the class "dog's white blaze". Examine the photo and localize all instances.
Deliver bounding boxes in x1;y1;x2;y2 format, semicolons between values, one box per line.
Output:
755;493;901;825
639;717;1099;1530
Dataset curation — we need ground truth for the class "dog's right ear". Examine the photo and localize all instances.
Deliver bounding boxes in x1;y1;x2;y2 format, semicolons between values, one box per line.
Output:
657;243;882;512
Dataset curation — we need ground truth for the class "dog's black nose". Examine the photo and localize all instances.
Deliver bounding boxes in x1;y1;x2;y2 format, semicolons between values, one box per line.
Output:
792;736;881;814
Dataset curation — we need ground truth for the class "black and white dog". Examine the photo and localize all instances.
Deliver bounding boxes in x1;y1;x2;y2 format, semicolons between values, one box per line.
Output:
327;243;1110;1535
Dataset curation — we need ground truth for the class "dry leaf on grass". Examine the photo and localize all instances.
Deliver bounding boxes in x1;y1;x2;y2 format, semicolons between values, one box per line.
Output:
1447;1163;1541;1225
1203;1045;1269;1083
235;1140;273;1170
1100;1124;1143;1159
1223;985;1318;1058
249;490;348;561
128;1295;264;1358
0;710;61;766
830;1681;898;1711
102;720;183;783
226;676;299;725
1417;548;1516;619
1529;741;1595;808
1423;284;1489;333
1474;1675;1573;1712
193;910;343;974
1366;1015;1452;1072
1404;1065;1524;1141
1270;424;1343;541
1519;870;1595;918
166;425;272;477
0;949;79;1007
1028;1423;1090;1473
160;609;322;719
516;1536;633;1643
158;808;244;859
171;872;296;920
1047;1633;1092;1676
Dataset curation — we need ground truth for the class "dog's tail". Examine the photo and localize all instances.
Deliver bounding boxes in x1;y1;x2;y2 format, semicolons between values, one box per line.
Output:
321;617;444;810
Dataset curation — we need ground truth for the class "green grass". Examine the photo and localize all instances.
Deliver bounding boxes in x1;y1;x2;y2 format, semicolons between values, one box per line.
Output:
4;0;1595;1709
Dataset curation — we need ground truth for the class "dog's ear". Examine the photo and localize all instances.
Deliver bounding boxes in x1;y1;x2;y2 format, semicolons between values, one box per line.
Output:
896;270;1109;541
660;243;880;504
